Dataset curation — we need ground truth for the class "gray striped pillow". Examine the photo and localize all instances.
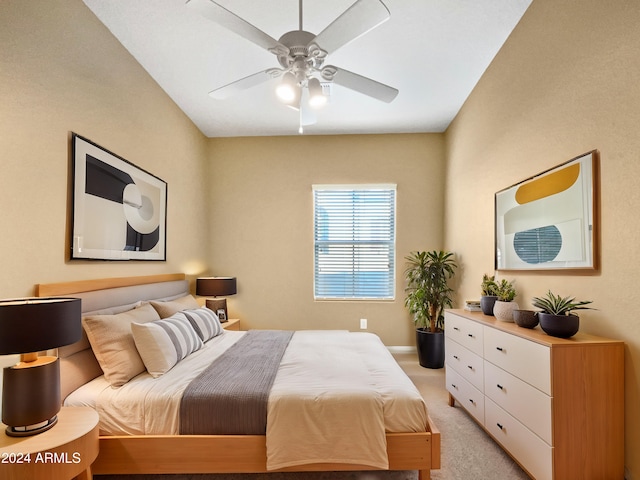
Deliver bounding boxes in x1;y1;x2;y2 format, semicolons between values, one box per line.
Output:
131;313;203;377
182;307;224;342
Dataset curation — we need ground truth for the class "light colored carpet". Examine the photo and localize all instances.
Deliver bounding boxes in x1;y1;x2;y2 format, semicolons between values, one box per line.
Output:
96;353;530;480
394;353;529;480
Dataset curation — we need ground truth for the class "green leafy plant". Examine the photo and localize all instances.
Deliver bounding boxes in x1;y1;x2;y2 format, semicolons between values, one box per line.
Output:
404;250;458;333
532;291;594;316
481;274;498;296
495;279;516;302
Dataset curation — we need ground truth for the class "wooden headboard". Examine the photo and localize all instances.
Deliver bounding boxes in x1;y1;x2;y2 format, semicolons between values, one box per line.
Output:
36;273;186;297
36;273;190;399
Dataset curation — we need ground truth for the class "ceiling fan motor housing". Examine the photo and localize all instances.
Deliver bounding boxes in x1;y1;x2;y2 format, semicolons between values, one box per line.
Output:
276;30;326;73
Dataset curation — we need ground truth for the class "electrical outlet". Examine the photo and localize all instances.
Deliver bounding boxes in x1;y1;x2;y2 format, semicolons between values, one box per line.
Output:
360;318;367;329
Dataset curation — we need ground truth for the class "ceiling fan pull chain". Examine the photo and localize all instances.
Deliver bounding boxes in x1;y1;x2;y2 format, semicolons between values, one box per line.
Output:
298;107;304;135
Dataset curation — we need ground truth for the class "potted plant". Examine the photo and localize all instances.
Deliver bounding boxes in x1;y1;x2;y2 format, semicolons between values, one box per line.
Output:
492;279;518;322
531;291;594;338
404;250;457;369
480;274;499;315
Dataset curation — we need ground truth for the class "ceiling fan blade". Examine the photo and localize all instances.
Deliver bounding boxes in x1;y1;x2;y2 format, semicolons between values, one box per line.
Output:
187;0;286;54
209;69;282;99
326;66;398;103
309;0;390;55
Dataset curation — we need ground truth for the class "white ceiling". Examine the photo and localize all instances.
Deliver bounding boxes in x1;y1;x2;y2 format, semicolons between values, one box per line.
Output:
83;0;532;137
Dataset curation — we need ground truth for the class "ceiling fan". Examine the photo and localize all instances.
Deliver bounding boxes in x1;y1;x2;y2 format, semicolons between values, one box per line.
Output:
186;0;399;131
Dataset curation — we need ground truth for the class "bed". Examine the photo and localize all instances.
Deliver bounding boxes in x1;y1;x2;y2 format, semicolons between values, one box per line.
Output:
36;273;441;479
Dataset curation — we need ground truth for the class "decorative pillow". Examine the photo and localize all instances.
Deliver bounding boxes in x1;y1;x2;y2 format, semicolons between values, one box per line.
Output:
181;307;224;342
149;295;199;318
82;302;160;387
131;312;203;377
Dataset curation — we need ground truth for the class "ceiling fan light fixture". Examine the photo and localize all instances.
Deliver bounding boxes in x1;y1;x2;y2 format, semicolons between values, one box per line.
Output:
276;72;299;102
308;77;327;108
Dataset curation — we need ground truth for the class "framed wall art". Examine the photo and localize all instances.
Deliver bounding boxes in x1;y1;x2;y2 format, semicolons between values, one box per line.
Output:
70;133;167;261
495;150;599;272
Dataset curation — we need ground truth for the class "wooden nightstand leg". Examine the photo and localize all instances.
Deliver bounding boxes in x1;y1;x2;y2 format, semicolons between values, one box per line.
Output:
448;392;455;407
74;465;92;480
418;468;431;480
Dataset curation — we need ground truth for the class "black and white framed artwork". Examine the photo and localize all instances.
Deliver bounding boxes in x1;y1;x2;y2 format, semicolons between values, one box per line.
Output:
70;133;167;261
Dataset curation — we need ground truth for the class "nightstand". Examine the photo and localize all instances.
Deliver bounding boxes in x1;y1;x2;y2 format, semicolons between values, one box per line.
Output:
222;318;240;330
0;406;99;480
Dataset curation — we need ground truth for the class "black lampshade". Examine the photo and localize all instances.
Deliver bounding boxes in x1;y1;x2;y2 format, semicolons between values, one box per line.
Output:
0;297;82;354
196;277;237;297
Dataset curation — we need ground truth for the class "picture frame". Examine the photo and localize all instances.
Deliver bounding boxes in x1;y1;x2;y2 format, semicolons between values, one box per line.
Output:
495;150;599;272
70;133;167;261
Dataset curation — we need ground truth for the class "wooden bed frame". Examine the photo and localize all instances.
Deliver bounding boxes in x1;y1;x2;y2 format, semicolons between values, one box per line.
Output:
37;274;441;479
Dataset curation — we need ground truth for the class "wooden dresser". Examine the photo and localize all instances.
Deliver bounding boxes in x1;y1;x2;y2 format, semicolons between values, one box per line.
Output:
444;309;624;480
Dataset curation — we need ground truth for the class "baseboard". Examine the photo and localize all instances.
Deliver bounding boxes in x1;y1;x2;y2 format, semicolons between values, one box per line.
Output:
387;346;416;354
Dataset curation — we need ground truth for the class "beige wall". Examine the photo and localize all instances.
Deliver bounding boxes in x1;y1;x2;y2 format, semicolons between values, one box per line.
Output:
445;0;640;475
0;0;209;400
0;0;210;297
207;134;446;346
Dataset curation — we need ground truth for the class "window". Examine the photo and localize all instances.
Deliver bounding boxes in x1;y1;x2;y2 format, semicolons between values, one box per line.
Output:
313;184;396;300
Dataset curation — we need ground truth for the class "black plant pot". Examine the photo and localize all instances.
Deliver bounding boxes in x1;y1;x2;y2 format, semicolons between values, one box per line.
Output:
416;328;445;369
513;309;539;329
480;295;498;316
538;313;580;338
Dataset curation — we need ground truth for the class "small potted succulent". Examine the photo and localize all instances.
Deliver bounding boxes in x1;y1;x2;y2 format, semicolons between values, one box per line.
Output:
480;274;499;316
531;291;594;338
492;279;518;322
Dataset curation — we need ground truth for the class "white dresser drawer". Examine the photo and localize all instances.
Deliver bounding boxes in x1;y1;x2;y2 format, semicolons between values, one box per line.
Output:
446;366;484;425
445;312;484;356
483;327;551;395
485;398;552;480
445;338;484;392
484;361;552;444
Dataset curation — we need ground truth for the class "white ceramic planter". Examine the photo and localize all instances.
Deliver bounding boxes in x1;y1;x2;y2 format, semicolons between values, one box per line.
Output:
493;300;519;322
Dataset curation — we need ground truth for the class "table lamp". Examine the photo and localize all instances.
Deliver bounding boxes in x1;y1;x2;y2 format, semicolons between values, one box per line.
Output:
0;297;82;436
196;277;236;322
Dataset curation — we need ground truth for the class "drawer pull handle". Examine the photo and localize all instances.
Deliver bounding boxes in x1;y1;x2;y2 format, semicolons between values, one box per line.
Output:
468;334;474;338
497;384;504;390
453;355;459;360
451;384;457;389
469;399;475;405
467;365;473;370
454;327;460;331
497;423;504;430
496;346;504;352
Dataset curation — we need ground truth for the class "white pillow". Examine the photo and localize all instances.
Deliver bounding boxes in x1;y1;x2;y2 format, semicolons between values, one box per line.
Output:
182;307;224;342
131;312;203;377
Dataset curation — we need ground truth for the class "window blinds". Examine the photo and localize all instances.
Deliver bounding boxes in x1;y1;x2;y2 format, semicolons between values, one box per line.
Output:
313;185;396;300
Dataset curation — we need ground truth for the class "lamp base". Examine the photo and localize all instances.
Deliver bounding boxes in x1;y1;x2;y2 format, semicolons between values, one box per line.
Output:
205;298;228;322
2;356;62;437
5;415;58;437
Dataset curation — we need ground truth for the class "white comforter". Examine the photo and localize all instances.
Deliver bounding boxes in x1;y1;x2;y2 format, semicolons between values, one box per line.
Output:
65;330;427;470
